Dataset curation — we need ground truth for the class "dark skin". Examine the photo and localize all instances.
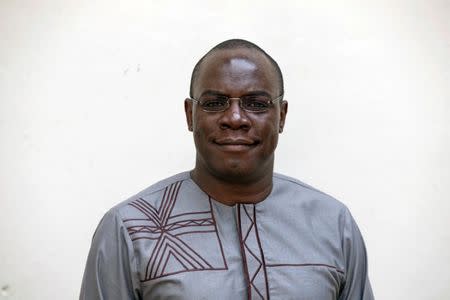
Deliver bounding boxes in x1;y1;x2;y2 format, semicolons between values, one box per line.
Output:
185;48;288;206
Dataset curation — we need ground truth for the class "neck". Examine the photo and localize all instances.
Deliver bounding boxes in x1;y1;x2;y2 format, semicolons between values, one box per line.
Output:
190;165;274;206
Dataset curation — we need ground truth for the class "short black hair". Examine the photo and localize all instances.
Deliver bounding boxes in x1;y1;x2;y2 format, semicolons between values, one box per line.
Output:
189;39;284;98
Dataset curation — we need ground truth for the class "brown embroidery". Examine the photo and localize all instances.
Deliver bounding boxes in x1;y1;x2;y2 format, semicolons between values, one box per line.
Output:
266;263;344;275
238;204;270;300
124;181;227;282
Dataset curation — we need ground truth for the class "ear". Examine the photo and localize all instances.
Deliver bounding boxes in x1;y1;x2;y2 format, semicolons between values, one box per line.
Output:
184;98;194;131
279;100;288;133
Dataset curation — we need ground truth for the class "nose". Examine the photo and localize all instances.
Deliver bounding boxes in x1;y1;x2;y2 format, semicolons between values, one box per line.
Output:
218;98;251;130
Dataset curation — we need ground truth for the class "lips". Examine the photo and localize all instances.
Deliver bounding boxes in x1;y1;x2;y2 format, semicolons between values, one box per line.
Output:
213;137;259;151
214;138;257;145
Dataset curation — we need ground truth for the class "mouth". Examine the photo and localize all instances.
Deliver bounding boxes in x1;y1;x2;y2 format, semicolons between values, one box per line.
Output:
213;138;259;151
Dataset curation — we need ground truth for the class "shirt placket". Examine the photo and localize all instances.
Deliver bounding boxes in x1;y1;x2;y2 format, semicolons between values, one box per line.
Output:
236;204;269;300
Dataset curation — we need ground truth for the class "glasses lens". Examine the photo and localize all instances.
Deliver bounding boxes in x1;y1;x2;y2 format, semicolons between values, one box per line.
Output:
200;96;229;112
241;96;271;112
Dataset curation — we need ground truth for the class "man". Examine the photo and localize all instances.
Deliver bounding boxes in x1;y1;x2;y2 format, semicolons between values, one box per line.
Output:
80;39;374;299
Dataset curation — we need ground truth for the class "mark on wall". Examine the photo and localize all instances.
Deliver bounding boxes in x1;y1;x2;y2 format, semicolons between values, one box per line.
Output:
1;285;10;297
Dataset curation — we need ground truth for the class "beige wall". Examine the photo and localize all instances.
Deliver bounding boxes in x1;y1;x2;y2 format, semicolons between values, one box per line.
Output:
1;0;449;299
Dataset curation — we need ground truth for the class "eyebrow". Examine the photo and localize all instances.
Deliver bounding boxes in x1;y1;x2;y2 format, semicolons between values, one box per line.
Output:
199;89;272;98
199;90;226;97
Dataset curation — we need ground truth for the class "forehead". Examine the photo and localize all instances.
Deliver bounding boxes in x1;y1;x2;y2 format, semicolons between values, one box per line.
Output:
193;48;279;96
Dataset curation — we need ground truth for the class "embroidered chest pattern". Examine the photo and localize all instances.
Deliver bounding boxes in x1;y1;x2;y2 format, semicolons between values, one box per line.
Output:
124;181;227;282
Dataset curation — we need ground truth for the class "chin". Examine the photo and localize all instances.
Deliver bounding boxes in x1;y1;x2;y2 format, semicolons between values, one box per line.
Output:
210;160;262;183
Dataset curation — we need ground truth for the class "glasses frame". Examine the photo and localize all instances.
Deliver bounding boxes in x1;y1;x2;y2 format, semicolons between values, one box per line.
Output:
189;94;284;113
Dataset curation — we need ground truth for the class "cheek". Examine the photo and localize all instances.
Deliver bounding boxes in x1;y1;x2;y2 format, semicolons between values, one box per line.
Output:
266;130;279;151
192;115;209;136
193;128;206;148
259;122;280;154
193;119;214;149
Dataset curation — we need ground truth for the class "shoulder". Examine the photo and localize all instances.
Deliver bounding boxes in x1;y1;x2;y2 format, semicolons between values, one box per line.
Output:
110;171;192;219
272;172;349;214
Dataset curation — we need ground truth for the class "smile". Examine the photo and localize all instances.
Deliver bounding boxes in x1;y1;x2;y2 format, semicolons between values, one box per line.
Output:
213;138;259;151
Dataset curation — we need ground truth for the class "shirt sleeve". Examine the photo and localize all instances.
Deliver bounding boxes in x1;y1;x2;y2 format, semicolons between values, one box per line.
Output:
80;209;141;300
338;208;374;300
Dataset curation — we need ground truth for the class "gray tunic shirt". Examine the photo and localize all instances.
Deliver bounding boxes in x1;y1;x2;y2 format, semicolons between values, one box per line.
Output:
80;172;374;299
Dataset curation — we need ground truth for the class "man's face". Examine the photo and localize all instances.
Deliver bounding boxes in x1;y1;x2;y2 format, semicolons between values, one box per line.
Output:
185;48;287;182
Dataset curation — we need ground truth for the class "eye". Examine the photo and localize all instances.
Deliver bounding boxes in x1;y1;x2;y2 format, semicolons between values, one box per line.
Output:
242;96;270;111
200;96;228;111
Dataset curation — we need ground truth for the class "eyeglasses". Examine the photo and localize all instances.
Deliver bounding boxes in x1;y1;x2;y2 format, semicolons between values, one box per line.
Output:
189;94;284;113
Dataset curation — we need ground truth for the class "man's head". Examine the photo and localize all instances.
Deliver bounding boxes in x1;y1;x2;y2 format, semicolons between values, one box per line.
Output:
185;39;288;184
189;39;284;98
